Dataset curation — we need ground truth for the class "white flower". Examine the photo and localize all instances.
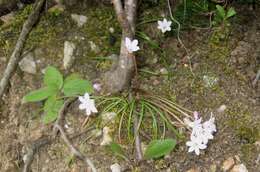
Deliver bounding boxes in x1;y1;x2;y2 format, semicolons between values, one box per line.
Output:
157;18;172;33
93;83;102;92
202;113;217;134
78;93;98;116
125;37;140;53
186;135;207;155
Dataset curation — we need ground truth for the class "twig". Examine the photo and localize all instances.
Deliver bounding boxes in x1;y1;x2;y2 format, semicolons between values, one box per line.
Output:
0;0;46;99
23;137;51;172
22;127;95;172
54;124;97;172
134;115;143;161
53;98;76;136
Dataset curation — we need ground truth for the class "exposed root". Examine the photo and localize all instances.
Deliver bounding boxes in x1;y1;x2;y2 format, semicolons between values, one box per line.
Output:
54;124;97;172
134;115;143;161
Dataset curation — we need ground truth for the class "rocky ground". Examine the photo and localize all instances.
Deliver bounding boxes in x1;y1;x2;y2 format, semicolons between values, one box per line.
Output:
0;2;259;172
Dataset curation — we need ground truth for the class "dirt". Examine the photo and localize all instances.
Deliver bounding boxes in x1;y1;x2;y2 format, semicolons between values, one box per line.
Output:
0;2;259;172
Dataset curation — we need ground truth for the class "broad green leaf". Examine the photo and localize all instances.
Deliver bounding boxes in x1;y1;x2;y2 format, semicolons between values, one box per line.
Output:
44;66;63;90
144;139;176;159
43;98;63;124
63;79;93;96
226;7;236;18
22;87;55;103
64;73;81;83
216;5;226;19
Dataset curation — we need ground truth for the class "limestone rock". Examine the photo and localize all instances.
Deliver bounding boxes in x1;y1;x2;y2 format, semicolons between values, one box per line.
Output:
110;163;121;172
71;14;87;27
19;53;37;74
222;157;235;171
63;41;76;70
231;164;248;172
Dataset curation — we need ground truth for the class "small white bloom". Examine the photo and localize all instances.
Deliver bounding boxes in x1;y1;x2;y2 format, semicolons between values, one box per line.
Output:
157;18;172;33
93;83;102;92
186;135;207;155
78;93;98;116
203;113;217;134
125;37;140;53
110;163;121;172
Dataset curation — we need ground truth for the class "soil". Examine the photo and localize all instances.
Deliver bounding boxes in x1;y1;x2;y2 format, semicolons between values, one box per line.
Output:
0;2;259;172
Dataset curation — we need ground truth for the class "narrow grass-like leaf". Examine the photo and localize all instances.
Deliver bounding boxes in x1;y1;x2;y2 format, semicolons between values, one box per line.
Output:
144;139;176;159
127;100;135;140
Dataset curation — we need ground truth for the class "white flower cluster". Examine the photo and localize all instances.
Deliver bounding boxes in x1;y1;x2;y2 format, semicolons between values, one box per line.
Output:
185;112;217;155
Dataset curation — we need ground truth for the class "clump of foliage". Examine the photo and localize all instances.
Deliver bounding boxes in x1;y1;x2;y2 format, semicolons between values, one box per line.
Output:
22;66;93;124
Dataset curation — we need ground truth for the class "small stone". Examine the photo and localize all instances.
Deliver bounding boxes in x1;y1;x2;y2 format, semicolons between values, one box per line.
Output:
89;41;100;53
222;157;235;171
230;164;248;172
217;104;227;113
63;41;76;70
19;53;37;74
160;67;168;75
109;27;115;33
71;14;87;27
100;126;112;146
101;112;117;124
110;163;121;172
0;12;15;25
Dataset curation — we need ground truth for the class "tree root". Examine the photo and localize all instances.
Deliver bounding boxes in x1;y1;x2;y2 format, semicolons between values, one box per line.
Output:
0;0;45;99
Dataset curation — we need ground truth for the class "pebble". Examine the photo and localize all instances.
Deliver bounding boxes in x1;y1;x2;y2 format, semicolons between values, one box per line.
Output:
159;67;168;75
110;163;121;172
63;41;76;70
230;164;248;172
71;14;87;27
186;167;200;172
217;104;227;113
222;157;235;171
19;53;37;74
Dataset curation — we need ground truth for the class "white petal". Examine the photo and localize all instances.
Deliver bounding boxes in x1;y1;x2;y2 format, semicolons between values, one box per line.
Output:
84;93;90;100
199;144;207;150
78;96;85;103
188;146;194;153
186;141;193;146
195;148;200;155
132;39;138;46
79;103;86;110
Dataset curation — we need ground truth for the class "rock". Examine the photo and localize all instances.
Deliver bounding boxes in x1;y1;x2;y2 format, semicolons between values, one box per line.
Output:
107;54;119;61
160;67;168;75
217;104;227;113
222;157;235;171
101;112;117;124
230;164;248;172
71;14;87;27
110;163;121;172
18;53;37;74
63;41;76;70
89;41;100;53
0;12;15;26
100;126;112;146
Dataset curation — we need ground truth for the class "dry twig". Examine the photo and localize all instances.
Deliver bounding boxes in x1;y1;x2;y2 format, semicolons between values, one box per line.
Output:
0;0;46;99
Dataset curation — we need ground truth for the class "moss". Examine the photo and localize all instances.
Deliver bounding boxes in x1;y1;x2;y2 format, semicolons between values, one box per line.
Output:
241;144;259;166
226;103;260;144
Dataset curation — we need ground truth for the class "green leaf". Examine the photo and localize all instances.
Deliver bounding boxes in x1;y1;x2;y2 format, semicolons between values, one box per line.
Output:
44;66;63;90
63;79;93;96
108;142;127;160
43;97;63;124
64;73;81;83
22;87;55;103
216;5;226;19
144;139;176;159
226;7;236;18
